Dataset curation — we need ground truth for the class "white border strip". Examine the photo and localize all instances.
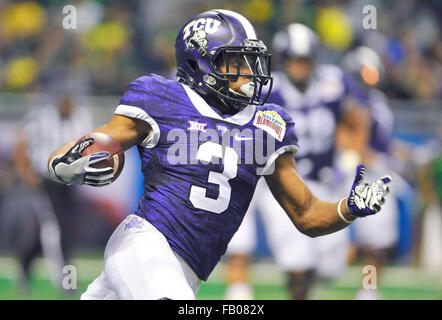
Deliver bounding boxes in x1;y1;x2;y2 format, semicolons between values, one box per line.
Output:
258;145;299;175
182;84;255;126
182;84;222;120
115;104;160;148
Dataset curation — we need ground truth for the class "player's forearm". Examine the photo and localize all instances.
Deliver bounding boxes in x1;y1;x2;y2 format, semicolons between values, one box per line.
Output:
265;156;357;237
266;181;353;237
296;197;356;237
92;115;151;151
93;124;140;151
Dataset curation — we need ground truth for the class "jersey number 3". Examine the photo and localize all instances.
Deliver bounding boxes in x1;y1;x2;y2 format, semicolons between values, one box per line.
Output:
189;141;238;214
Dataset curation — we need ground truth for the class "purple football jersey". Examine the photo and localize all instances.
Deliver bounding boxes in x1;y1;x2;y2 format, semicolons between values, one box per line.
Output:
115;74;298;280
267;65;350;182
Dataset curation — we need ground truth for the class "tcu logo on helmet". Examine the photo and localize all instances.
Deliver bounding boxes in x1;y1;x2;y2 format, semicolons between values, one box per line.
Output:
183;18;221;40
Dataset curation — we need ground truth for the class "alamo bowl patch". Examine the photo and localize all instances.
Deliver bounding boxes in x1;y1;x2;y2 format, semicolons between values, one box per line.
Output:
253;111;286;141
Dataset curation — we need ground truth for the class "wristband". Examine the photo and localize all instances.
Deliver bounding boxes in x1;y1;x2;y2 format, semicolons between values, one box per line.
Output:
338;198;354;224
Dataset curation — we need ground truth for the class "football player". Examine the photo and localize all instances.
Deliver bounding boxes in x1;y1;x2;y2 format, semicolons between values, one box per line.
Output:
339;46;406;299
47;11;391;300
225;24;370;300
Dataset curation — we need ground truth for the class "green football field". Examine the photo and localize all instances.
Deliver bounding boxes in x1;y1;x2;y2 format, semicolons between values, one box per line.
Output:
0;255;440;300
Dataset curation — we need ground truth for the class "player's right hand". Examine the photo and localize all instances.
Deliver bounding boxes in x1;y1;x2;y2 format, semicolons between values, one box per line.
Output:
48;137;114;186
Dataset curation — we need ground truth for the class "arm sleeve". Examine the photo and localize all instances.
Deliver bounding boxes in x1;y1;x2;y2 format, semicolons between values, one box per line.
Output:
114;77;161;148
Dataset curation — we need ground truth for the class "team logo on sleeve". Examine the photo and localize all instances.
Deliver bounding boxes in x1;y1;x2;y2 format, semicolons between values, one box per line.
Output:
253;111;286;141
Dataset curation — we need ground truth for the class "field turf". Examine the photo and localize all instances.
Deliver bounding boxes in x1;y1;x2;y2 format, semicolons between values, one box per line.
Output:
0;256;440;300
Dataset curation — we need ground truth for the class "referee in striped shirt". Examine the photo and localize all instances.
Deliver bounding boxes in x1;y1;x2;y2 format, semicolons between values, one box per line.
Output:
8;95;92;293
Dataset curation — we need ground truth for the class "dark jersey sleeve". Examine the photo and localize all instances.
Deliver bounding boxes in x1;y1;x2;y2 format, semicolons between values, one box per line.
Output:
114;76;163;148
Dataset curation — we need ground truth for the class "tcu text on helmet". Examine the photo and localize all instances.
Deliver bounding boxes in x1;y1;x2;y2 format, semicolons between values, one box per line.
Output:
183;18;221;40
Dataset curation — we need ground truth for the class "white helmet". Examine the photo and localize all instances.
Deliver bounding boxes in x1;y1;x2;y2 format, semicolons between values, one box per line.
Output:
272;23;319;60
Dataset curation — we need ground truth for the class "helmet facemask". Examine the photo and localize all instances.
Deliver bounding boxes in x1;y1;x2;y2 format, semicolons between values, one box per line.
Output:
206;39;273;110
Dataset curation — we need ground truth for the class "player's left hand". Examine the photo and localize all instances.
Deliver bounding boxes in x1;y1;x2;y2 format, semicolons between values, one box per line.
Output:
49;137;114;186
346;164;391;218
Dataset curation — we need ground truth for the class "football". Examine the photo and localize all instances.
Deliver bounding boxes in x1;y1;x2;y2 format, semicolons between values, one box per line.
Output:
80;132;125;183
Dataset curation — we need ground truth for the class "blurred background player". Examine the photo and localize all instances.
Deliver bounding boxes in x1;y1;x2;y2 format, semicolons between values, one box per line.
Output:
225;23;368;300
0;95;93;293
337;46;413;299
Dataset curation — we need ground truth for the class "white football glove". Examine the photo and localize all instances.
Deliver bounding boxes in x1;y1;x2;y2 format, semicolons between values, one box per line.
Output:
347;164;391;217
48;137;114;187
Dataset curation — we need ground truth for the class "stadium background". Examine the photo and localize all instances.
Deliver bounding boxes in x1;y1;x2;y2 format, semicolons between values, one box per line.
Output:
0;0;440;299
